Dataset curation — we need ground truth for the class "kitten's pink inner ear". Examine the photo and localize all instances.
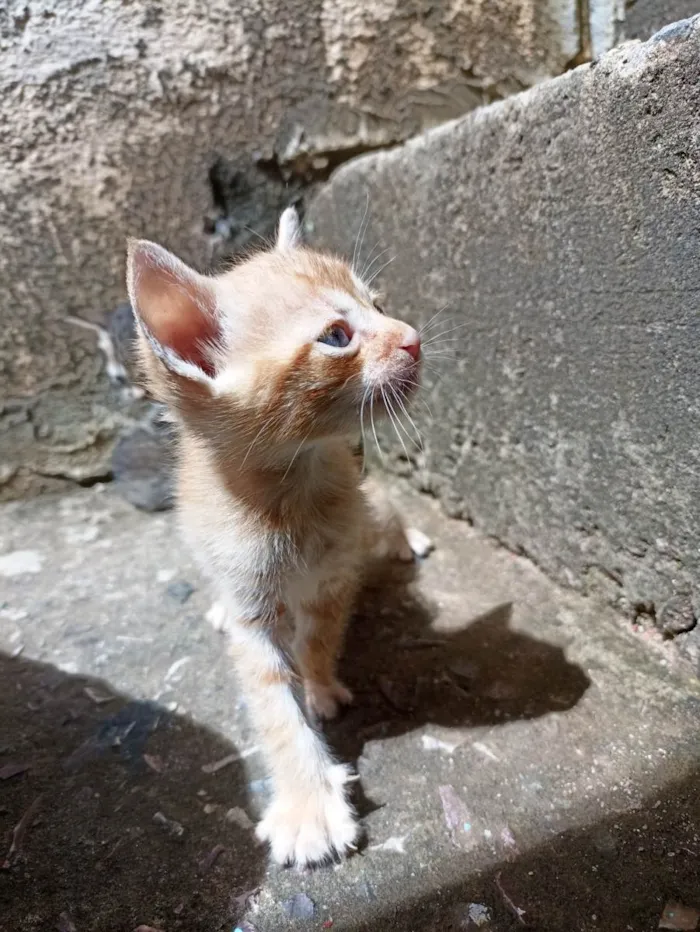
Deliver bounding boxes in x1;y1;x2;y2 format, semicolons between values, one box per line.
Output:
128;241;219;378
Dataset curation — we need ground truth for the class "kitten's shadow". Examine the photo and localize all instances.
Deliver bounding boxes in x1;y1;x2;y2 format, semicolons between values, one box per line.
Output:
328;556;590;800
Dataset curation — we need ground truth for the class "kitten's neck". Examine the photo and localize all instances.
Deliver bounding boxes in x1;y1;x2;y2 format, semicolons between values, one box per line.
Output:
182;430;360;528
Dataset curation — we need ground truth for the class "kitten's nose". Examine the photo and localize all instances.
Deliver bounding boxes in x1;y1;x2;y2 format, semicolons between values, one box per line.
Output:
400;333;421;361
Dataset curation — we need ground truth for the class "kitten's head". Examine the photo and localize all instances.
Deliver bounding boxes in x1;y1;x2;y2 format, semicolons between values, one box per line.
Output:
126;208;420;463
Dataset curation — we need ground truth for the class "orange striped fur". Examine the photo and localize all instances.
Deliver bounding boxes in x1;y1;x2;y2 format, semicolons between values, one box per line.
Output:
126;208;423;867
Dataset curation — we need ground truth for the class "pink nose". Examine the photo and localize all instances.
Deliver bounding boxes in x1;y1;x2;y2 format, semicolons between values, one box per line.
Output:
400;334;421;361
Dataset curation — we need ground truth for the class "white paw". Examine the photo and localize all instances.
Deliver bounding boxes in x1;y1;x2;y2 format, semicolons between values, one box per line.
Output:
256;765;358;867
305;679;353;721
205;600;227;633
406;527;434;559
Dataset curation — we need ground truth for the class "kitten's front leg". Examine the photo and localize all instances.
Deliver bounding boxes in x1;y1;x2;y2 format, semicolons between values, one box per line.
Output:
222;597;357;867
292;577;355;721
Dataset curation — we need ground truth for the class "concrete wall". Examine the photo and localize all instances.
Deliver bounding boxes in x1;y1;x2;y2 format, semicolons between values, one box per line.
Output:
1;0;588;500
622;1;700;41
308;19;700;662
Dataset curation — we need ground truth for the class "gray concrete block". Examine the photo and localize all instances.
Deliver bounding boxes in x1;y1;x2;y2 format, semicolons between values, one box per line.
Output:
622;2;700;41
308;21;700;658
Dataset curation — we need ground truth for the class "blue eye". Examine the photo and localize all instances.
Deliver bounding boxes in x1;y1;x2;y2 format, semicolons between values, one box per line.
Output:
318;323;352;348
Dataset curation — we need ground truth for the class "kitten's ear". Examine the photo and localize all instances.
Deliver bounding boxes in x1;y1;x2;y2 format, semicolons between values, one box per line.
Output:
276;206;301;251
126;239;221;384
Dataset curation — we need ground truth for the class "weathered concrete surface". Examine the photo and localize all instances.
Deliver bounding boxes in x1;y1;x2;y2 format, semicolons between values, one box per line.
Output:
0;0;588;501
308;21;700;666
623;2;700;41
0;483;698;930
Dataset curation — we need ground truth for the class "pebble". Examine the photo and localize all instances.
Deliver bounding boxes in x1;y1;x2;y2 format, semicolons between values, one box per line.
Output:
283;893;315;920
0;550;44;577
166;581;195;604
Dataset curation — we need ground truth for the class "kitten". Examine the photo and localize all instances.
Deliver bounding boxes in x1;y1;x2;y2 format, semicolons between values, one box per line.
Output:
126;208;426;867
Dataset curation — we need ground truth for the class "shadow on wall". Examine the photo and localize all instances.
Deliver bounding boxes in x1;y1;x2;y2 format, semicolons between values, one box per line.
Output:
0;652;266;932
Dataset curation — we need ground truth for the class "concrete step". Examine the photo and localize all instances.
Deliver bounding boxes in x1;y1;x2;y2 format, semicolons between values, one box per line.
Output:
308;17;700;670
0;485;697;930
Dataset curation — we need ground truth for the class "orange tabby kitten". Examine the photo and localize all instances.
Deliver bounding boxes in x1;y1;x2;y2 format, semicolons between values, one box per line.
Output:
126;208;427;867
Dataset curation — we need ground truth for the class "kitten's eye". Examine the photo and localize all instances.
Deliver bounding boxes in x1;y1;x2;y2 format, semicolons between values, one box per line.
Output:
318;322;352;348
374;302;385;315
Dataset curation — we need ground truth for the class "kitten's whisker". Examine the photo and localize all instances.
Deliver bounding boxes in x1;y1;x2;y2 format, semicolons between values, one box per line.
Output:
419;304;451;336
281;429;314;483
362;247;391;283
366;256;395;287
369;392;385;464
390;386;423;450
413;394;434;419
240;420;270;469
353;192;371;274
360;241;384;280
382;387;412;461
422;322;470;344
359;385;370;474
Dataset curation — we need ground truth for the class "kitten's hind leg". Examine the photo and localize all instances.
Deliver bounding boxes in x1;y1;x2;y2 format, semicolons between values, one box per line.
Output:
292;579;355;722
223;596;357;867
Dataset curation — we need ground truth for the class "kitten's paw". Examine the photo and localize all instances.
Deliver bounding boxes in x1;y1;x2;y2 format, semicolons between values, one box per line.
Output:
256;765;358;867
405;527;434;559
305;679;353;721
205;600;227;633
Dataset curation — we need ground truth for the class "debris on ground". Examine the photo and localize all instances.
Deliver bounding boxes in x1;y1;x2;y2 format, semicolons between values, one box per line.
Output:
132;926;165;932
467;903;493;927
494;872;526;926
201;752;240;774
357;880;377;902
369;835;406;854
0;762;29;780
152;811;185;839
658;901;700;931
422;734;459;753
164;656;191;682
143;754;165;773
166;580;195;604
56;912;77;932
231;887;260;914
234;922;258;932
439;785;476;850
198;843;226;873
283;893;316;920
2;795;42;869
225;807;254;830
398;637;446;649
83;686;114;705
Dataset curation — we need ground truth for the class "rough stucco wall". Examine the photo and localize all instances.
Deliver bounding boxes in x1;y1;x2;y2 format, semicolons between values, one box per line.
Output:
0;0;584;500
308;20;700;663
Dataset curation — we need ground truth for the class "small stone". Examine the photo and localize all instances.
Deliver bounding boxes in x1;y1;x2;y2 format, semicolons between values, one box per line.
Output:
283;893;315;920
166;581;195;604
0;550;44;577
659;901;700;931
658;596;697;636
467;903;493;927
152;811;185;839
225;807;254;830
